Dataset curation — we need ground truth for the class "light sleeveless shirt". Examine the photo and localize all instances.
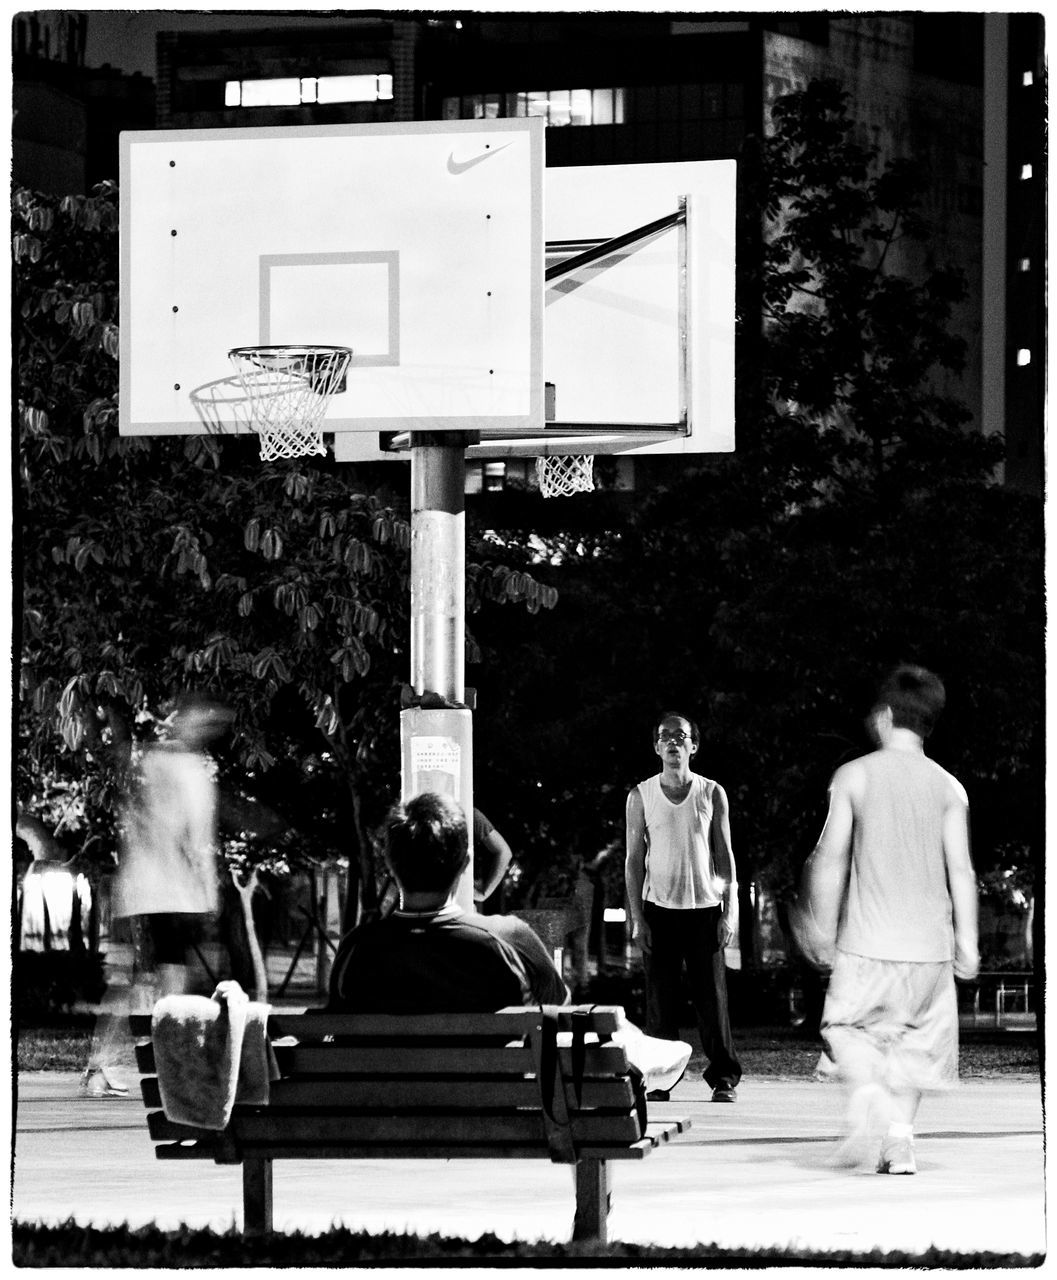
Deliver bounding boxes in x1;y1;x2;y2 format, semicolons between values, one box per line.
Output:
638;773;726;910
837;749;957;962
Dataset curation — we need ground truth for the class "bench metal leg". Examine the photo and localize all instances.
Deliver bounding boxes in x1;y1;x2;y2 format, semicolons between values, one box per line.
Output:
243;1157;273;1236
572;1158;609;1244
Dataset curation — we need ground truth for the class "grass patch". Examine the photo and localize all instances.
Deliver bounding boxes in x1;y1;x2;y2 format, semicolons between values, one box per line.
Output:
17;1015;94;1072
707;1028;1040;1081
16;1017;1040;1078
11;1219;1044;1267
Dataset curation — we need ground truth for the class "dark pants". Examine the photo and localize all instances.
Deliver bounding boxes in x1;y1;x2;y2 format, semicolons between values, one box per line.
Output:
643;901;742;1091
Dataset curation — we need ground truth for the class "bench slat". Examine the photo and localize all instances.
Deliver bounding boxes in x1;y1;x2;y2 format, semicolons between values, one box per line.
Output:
145;1109;642;1145
130;1007;625;1040
147;1110;219;1142
269;1077;636;1109
171;1141;660;1161
272;1007;625;1038
151;1136;673;1162
140;1076;636;1111
143;1111;644;1145
276;1044;630;1076
235;1113;642;1144
144;1111;687;1149
136;1041;631;1077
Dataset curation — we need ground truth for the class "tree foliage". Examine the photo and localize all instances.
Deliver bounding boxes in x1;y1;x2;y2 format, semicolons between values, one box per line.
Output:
468;82;1043;948
15;179;556;921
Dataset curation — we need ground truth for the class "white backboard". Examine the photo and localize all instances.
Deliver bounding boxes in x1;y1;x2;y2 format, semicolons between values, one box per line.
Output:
337;156;737;461
120;121;735;460
470;157;737;461
120;119;544;437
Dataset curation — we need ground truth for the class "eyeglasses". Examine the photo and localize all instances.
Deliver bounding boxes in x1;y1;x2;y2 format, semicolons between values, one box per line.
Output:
657;730;692;744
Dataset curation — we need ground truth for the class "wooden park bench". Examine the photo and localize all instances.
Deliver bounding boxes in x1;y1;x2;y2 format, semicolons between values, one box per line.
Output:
130;1005;690;1243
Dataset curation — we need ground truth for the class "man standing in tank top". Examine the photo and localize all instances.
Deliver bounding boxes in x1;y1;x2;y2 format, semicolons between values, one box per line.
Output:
625;712;742;1103
793;665;979;1174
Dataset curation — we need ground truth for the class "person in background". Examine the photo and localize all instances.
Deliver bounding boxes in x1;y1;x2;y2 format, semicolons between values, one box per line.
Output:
82;692;231;1097
472;807;514;909
626;711;741;1103
791;665;979;1174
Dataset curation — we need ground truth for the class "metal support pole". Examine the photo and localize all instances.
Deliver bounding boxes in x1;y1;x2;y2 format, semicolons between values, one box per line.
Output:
409;434;467;703
401;433;475;912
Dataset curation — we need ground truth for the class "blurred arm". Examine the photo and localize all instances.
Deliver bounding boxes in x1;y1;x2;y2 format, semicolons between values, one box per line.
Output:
710;784;738;946
474;826;513;903
792;765;856;970
943;782;980;980
625;787;650;952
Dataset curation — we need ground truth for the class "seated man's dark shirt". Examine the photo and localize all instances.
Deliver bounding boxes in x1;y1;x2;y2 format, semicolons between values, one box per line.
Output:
328;903;569;1012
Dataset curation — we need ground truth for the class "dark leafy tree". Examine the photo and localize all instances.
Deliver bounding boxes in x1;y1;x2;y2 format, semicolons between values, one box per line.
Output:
15;180;556;974
468;82;1042;973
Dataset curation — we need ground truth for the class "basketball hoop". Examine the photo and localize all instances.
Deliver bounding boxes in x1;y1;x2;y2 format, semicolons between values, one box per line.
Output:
228;345;352;461
535;454;596;498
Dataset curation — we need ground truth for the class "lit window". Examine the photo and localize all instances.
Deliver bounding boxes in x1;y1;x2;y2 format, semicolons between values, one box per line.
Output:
443;87;626;127
1020;164;1033;180
225;73;393;109
1017;349;1031;366
241;77;300;107
317;74;392;103
570;88;592;126
592;87;613;125
548;89;572;127
1023;71;1034;86
1018;257;1031;272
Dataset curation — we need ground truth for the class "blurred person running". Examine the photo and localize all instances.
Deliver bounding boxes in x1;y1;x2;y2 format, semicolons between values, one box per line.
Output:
82;692;231;1097
791;665;980;1173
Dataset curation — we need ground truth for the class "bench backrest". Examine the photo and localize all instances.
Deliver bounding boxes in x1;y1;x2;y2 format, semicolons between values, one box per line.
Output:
132;1005;646;1164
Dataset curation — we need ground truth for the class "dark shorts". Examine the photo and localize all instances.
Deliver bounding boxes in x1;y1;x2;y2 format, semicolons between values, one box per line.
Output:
142;913;204;965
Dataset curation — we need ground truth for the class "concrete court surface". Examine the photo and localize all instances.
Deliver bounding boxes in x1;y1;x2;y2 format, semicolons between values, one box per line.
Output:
11;1070;1046;1261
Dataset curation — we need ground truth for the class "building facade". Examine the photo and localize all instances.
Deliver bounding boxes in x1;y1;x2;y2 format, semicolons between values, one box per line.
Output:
12;11;1045;495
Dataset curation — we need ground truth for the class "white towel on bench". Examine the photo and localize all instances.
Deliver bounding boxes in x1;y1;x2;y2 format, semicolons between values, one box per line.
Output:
152;980;279;1130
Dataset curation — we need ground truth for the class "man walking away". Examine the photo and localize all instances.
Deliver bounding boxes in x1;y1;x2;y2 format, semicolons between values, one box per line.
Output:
792;665;980;1174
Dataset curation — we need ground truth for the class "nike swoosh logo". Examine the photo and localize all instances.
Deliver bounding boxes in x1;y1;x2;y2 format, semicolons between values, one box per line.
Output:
446;141;514;175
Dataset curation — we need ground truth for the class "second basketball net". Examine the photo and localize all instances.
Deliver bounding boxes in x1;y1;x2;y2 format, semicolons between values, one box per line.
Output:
535;453;595;497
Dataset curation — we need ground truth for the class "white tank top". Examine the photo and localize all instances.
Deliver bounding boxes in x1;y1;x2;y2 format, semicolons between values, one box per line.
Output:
638;773;725;909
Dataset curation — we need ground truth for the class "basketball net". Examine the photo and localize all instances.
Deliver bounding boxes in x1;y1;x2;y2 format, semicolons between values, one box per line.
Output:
228;346;352;461
535;454;595;498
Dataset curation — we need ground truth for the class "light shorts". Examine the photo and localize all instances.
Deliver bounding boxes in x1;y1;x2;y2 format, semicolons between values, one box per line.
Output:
821;950;959;1093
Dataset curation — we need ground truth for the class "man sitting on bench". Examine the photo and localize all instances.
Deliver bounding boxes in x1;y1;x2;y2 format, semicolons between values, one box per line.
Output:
328;792;569;1012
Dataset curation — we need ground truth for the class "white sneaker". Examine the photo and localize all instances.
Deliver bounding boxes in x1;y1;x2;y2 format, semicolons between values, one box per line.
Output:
877;1134;917;1175
81;1067;129;1098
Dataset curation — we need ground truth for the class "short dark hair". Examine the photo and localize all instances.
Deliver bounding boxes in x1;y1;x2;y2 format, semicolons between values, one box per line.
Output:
654;711;700;746
384;792;469;894
876;665;946;738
